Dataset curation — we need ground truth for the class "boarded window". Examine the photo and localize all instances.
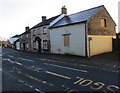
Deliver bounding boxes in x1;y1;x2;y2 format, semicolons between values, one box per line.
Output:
101;18;106;27
64;35;70;46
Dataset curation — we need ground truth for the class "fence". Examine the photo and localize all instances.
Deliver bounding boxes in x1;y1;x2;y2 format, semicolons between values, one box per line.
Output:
112;38;120;51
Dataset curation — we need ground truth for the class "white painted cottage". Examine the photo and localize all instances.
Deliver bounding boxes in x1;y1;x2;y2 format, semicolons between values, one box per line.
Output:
10;35;20;50
49;5;116;57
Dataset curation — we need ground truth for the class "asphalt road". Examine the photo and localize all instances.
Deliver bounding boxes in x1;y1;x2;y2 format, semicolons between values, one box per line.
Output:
2;48;119;92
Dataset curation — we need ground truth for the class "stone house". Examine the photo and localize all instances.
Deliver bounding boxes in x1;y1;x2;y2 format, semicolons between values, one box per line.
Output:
30;6;67;52
50;5;116;57
19;26;31;51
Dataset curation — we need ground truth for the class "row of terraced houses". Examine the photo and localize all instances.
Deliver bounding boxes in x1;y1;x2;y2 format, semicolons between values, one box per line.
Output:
10;5;117;57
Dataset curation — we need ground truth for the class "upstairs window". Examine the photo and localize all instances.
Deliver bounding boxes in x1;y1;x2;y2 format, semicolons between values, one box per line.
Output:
100;18;106;27
43;27;47;34
33;30;36;35
64;34;70;46
26;34;28;38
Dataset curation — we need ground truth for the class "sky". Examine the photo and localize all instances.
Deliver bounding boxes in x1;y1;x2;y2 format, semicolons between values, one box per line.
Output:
0;0;119;40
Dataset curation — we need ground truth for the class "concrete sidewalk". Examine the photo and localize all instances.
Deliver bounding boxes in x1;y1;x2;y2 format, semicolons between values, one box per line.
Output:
8;48;119;72
19;49;119;72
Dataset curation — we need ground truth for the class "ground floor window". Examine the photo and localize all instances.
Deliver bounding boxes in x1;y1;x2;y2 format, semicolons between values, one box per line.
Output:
43;40;48;49
26;43;29;49
20;43;23;48
33;41;36;49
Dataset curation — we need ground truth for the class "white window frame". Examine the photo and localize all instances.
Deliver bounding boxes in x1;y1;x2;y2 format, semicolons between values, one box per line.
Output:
43;27;47;34
21;43;23;48
43;40;48;49
26;34;29;38
26;43;29;49
33;30;36;35
33;41;36;49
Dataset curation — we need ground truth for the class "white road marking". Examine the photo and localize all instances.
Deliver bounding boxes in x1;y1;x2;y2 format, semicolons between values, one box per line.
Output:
7;55;14;58
25;83;29;86
35;88;44;93
29;85;33;88
15;61;23;66
44;63;87;73
17;58;34;62
18;80;24;83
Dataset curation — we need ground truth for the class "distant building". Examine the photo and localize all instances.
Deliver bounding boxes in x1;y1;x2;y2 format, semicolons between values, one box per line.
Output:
50;5;116;57
10;35;20;49
19;26;31;51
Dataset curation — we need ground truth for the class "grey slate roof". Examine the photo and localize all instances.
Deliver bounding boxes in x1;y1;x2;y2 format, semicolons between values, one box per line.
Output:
51;5;104;28
11;35;20;38
31;14;61;29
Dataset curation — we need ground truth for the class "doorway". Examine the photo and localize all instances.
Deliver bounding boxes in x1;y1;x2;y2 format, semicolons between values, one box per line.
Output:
34;37;41;52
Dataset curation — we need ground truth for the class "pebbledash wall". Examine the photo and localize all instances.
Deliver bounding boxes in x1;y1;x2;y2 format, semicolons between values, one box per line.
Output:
50;23;86;57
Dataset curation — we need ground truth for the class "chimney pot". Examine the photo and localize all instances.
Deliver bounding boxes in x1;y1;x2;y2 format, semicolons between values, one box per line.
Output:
42;16;46;21
61;6;67;14
25;26;29;32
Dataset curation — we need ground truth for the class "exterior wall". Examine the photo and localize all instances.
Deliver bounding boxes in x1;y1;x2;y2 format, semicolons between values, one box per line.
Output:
50;23;86;57
88;35;113;56
88;7;116;36
20;33;31;51
31;25;50;52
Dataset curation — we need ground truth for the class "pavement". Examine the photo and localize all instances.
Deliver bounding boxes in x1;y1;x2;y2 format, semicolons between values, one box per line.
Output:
1;48;119;92
21;49;119;72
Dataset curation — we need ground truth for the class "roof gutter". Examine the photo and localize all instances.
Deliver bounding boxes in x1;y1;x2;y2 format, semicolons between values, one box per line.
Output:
49;20;87;29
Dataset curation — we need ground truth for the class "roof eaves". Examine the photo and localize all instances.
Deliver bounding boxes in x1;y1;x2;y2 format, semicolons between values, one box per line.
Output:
31;14;61;29
50;20;87;29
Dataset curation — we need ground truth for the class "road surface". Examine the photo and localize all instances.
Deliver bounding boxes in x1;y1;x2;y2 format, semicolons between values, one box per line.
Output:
2;48;119;92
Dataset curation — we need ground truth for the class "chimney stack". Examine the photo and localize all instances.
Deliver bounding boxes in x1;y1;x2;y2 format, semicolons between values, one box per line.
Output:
61;6;67;14
42;16;46;21
25;26;29;32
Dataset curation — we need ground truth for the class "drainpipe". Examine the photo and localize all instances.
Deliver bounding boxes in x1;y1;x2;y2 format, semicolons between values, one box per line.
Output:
85;22;88;57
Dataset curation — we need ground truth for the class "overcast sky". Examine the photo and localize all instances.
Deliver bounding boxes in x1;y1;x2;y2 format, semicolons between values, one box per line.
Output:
0;0;119;39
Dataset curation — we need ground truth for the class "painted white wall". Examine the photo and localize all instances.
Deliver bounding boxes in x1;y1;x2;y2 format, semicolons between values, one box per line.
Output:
50;23;86;56
9;37;19;44
16;42;20;50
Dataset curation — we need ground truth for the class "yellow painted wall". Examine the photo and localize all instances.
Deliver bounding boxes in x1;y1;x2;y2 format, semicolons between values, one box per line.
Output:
88;35;113;56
